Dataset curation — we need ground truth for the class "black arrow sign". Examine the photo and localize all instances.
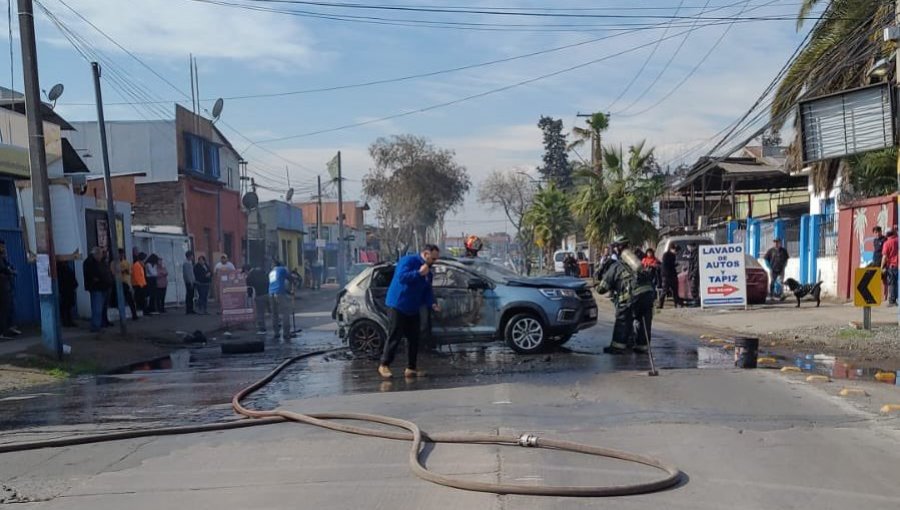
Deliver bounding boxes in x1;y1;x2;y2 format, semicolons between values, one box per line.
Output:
857;269;877;305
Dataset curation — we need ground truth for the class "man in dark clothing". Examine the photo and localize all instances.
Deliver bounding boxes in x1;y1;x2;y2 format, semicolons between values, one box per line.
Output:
595;236;655;355
57;261;78;327
872;226;887;267
378;244;441;379
0;242;13;339
687;245;700;306
764;238;790;299
246;264;270;334
83;247;114;332
183;251;196;314
658;244;683;309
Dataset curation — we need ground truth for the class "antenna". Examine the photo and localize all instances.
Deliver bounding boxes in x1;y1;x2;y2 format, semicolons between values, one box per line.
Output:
211;97;224;122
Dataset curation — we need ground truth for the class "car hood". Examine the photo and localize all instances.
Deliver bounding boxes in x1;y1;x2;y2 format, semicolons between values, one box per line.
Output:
505;277;587;290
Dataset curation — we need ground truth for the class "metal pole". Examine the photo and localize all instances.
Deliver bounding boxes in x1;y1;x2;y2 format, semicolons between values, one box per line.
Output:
316;175;323;264
336;151;346;287
91;62;127;335
17;0;62;358
241;160;250;266
863;306;872;330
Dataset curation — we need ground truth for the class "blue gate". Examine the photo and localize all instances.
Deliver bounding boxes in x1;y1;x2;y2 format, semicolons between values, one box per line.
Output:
0;180;39;324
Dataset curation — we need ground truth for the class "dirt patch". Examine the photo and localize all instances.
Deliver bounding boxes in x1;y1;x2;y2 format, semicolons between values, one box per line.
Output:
764;323;900;370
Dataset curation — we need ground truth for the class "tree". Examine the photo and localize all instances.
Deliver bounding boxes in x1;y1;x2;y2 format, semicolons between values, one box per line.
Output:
772;1;892;191
522;183;573;264
363;135;471;258
477;169;535;241
537;116;574;189
568;112;610;175
842;148;897;201
571;142;665;249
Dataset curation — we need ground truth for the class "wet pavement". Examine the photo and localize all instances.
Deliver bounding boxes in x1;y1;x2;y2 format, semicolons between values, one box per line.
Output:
0;288;754;434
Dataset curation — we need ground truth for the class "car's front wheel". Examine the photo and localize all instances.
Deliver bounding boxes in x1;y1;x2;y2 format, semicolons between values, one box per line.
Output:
504;313;547;354
348;320;386;357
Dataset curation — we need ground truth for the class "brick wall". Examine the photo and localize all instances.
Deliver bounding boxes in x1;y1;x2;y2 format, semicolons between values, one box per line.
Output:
85;175;137;203
183;176;246;266
134;180;185;228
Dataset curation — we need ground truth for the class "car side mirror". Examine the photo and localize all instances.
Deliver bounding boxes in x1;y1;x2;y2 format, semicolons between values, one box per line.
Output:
467;278;489;290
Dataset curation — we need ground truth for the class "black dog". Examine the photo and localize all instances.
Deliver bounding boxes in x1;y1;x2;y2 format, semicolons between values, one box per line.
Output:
783;278;822;308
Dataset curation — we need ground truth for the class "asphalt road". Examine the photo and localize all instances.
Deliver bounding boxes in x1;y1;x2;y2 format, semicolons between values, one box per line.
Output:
2;289;900;508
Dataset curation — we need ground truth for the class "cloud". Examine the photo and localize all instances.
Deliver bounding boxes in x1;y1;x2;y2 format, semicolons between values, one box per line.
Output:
41;0;320;69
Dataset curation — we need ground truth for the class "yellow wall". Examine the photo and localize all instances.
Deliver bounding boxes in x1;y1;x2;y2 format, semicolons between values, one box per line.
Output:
735;190;808;219
277;230;303;271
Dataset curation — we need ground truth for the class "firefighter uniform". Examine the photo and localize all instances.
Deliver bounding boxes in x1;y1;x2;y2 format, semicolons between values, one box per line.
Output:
596;257;656;354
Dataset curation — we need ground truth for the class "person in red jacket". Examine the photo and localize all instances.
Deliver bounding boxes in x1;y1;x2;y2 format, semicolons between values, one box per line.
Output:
880;229;898;306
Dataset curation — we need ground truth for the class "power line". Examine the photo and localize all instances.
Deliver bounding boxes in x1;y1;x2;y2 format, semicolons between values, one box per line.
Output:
254;17;763;144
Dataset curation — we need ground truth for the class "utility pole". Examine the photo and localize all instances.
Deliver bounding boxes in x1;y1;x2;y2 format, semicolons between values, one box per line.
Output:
251;178;263;263
91;62;127;335
316;175;323;265
336;151;346;287
18;0;62;358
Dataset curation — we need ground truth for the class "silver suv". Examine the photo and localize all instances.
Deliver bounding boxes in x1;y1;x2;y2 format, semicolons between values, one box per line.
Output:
334;257;598;355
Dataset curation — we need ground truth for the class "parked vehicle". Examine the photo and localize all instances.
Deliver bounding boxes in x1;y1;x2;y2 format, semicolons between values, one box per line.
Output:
552;250;573;274
334;257;598;355
657;235;768;305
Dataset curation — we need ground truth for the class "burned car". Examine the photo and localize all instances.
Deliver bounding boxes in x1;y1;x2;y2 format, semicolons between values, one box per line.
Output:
334;257;598;355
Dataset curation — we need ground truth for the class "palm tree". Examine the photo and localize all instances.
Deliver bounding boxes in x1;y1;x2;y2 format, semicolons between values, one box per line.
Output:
568;112;610;175
571;142;664;249
772;1;892;191
522;184;573;265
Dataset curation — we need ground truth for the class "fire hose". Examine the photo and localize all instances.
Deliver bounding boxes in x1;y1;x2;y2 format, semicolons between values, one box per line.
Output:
0;348;683;497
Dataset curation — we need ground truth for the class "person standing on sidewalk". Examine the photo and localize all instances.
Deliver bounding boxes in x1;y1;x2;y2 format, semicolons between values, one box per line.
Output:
144;254;159;315
247;263;270;335
115;249;138;321
83;247;113;332
764;238;790;300
194;255;212;314
268;259;293;341
0;240;20;336
880;229;898;306
0;242;14;339
57;260;78;327
183;251;196;315
156;258;169;314
658;244;682;309
378;245;441;379
132;253;148;316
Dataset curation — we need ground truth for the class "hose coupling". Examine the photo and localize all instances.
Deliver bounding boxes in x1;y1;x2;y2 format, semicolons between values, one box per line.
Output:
518;434;538;447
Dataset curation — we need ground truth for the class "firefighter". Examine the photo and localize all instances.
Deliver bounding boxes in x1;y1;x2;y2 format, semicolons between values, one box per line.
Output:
464;235;483;258
595;236;656;355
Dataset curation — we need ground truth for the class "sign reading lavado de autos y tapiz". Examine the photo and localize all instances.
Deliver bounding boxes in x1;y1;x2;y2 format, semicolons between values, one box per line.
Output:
699;243;747;308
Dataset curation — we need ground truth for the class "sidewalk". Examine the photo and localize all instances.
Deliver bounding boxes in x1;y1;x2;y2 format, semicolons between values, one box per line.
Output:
653;299;900;364
0;305;227;393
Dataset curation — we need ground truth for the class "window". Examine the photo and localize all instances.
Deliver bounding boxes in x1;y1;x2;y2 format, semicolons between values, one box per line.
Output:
184;133;221;178
431;265;470;288
819;198;838;256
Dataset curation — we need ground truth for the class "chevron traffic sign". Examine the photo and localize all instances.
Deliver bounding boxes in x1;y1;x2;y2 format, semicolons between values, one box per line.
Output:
854;267;882;307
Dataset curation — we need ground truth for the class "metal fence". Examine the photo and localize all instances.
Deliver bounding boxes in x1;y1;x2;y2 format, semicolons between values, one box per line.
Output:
783;217;801;257
817;212;838;257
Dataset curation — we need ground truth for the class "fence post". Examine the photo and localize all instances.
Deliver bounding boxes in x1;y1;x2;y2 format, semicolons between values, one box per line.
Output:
799;214;810;285
808;214;821;284
773;218;785;244
727;220;738;244
746;218;761;259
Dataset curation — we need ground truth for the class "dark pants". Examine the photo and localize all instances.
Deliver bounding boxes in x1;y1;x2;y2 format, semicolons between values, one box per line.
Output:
196;283;210;313
381;308;421;370
609;292;654;351
770;271;785;298
60;291;76;326
185;283;195;314
888;266;898;304
155;286;167;313
659;274;682;308
133;285;145;314
120;283;138;319
0;286;10;335
145;277;158;312
271;294;292;339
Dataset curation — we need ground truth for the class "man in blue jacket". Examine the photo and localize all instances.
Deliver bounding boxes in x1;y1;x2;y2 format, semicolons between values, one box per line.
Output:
379;244;441;379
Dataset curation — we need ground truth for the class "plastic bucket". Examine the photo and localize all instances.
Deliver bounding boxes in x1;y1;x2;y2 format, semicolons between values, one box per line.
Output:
734;337;759;369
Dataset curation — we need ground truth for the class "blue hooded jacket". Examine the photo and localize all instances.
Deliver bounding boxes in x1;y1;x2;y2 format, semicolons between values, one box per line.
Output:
386;254;435;316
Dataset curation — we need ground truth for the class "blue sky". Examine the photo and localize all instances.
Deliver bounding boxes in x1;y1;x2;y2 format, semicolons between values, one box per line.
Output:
7;0;815;234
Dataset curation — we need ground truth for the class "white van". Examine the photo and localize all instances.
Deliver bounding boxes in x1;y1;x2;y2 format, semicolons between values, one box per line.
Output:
553;250;573;274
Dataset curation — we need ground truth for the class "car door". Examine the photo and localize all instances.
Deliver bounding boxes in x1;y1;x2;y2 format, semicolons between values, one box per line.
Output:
430;263;498;342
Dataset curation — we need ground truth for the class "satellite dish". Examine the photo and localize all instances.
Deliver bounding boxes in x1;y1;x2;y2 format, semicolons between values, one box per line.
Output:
47;83;64;102
242;191;259;210
211;98;224;121
285;188;294;202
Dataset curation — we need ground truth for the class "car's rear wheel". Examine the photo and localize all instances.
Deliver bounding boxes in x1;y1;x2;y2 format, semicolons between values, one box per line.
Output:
348;320;386;357
504;313;547;354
